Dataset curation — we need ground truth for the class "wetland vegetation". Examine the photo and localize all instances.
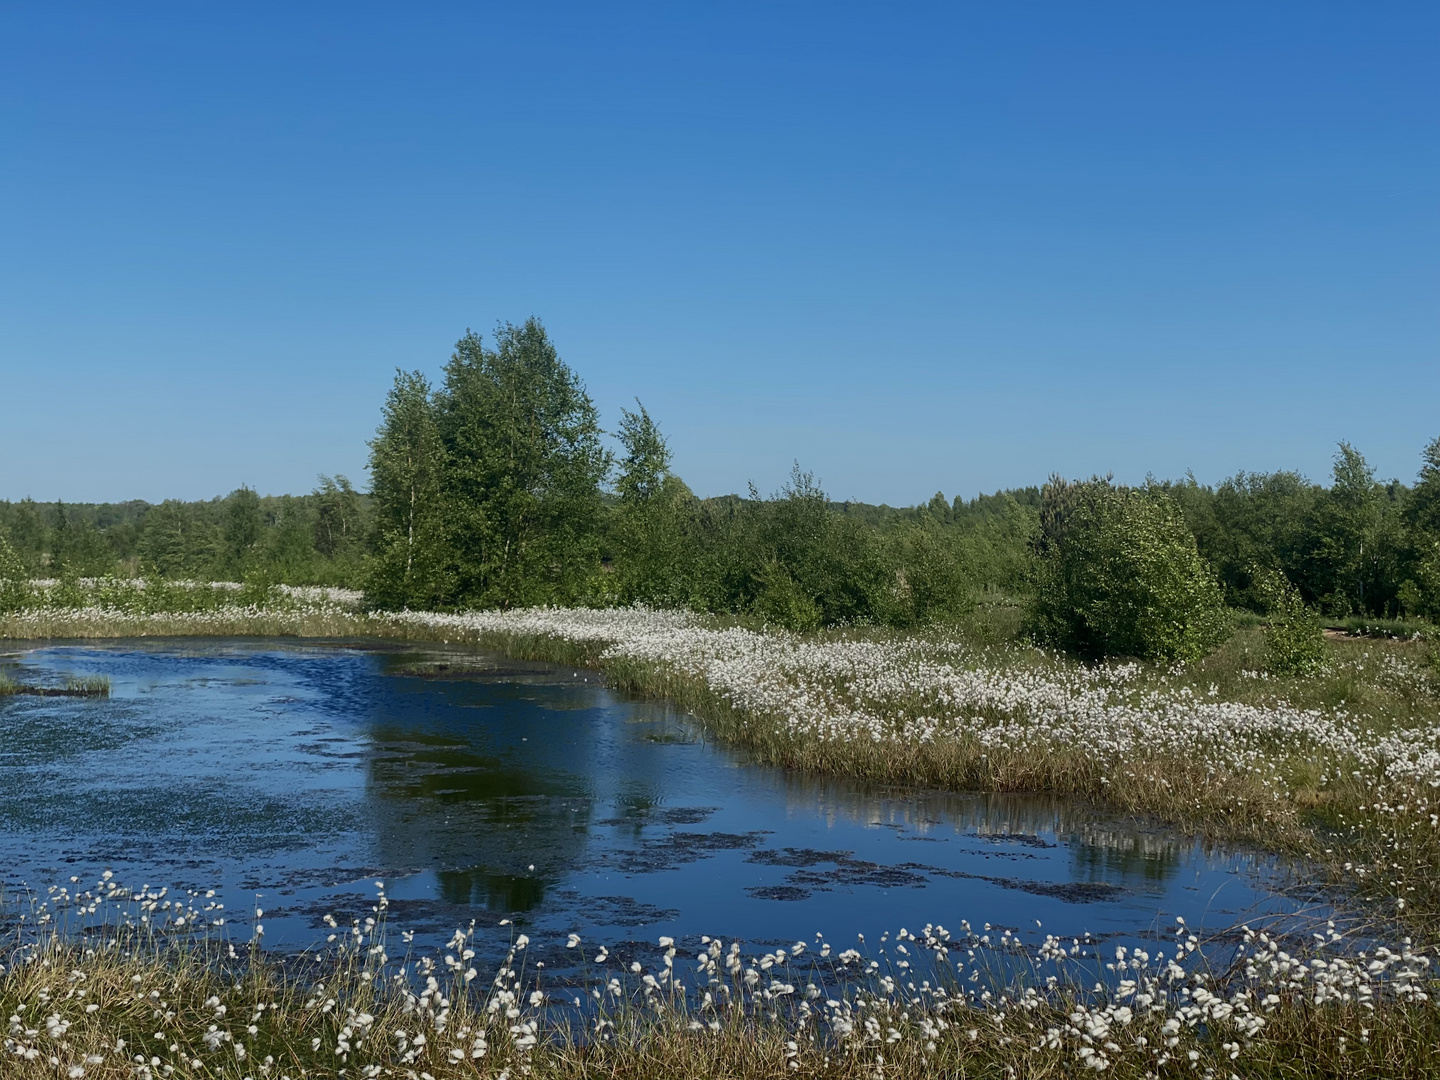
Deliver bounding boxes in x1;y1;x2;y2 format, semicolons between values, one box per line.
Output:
1;321;1437;1076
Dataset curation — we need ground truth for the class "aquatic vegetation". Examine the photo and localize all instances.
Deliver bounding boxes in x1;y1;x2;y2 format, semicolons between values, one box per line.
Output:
1;878;1435;1078
0;673;109;697
2;603;1437;1073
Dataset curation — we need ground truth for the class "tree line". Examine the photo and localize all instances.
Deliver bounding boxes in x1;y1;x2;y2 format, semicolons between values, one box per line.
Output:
3;319;1437;657
0;478;366;585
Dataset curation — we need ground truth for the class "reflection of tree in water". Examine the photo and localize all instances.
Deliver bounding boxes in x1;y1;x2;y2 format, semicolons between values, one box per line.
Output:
434;867;548;911
773;771;1191;886
355;654;692;916
358;668;607;914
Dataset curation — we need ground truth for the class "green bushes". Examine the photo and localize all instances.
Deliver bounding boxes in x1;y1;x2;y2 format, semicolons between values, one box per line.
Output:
1253;565;1327;675
1025;479;1227;662
884;523;975;628
0;533;27;614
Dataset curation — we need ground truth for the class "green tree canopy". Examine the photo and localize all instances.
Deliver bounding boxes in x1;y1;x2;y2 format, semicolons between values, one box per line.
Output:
435;320;610;607
610;401;694;606
366;370;451;608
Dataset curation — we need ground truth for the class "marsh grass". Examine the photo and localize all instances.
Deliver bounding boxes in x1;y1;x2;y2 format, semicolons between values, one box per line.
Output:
2;880;1436;1079
0;673;110;697
63;675;111;697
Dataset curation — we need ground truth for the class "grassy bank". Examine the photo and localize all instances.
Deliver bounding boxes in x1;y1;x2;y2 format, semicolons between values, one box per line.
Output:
2;879;1435;1079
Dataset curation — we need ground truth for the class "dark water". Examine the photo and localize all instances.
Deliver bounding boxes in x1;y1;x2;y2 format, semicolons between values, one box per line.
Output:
0;640;1323;962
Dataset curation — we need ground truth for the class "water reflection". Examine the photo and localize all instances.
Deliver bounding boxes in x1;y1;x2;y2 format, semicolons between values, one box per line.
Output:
0;641;1318;957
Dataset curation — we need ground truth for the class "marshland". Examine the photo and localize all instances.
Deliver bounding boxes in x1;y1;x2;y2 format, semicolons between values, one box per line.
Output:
1;322;1438;1077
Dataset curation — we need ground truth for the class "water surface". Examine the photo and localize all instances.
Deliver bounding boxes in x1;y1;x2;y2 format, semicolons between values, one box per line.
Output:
0;640;1323;962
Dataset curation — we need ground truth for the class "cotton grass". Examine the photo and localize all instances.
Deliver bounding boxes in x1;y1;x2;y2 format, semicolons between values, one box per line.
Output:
2;878;1436;1078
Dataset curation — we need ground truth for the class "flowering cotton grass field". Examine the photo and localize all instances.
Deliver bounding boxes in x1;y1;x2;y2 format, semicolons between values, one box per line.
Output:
2;874;1436;1079
3;588;1440;1074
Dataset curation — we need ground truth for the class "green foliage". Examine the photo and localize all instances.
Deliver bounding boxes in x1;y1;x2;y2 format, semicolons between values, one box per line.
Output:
1399;437;1440;621
222;486;263;574
436;321;610;607
884;523;974;628
1252;565;1326;675
1168;470;1319;610
610;402;693;606
1397;545;1440;623
313;475;361;559
365;321;611;611
1026;479;1228;662
0;531;28;613
746;468;891;629
366;369;452;608
752;557;824;631
137;501;220;577
1303;443;1401;616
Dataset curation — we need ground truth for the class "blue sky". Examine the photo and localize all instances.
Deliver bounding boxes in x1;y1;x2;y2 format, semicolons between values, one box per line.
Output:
2;2;1436;504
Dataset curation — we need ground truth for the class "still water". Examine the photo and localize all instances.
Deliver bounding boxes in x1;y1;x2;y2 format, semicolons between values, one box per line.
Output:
0;640;1322;961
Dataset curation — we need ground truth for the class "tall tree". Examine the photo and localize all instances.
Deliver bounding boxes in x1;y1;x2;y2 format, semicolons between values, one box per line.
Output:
1305;443;1401;615
1408;436;1440;538
366;370;451;608
138;501;218;577
1400;436;1440;620
222;487;263;575
313;474;361;559
436;321;609;607
612;401;692;605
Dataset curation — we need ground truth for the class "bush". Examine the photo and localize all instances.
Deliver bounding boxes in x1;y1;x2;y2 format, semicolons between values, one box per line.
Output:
752;558;823;631
885;524;975;628
1253;565;1327;675
1398;540;1440;623
0;532;28;613
1025;480;1227;662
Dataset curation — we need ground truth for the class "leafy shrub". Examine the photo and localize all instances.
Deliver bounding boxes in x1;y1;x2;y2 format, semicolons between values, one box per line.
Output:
1252;565;1327;675
752;558;823;631
1398;540;1440;623
1025;479;1227;662
885;524;975;628
0;532;29;613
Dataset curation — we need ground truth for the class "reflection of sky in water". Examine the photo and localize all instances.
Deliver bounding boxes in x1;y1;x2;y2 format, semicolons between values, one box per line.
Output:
0;641;1323;960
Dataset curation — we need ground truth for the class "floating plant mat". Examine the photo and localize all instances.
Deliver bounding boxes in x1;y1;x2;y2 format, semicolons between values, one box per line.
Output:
0;640;1344;971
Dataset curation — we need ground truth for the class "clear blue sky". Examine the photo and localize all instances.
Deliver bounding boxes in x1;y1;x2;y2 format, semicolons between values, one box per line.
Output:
2;2;1436;505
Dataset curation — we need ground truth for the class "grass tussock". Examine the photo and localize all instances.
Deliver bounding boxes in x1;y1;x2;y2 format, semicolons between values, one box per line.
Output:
0;673;110;697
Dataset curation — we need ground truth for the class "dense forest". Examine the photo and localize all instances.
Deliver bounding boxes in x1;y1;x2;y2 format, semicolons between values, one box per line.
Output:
3;320;1437;646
